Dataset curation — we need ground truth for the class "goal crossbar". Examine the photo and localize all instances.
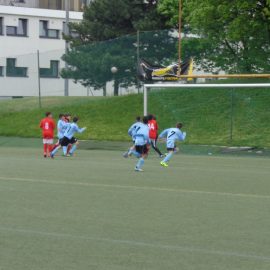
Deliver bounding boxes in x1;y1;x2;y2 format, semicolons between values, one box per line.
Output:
143;83;270;115
178;74;270;79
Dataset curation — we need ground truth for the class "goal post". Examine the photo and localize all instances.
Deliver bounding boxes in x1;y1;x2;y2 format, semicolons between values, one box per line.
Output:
143;83;270;116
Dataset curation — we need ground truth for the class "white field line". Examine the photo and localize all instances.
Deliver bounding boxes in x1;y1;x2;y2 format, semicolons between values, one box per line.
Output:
1;151;270;173
0;226;269;262
0;176;270;200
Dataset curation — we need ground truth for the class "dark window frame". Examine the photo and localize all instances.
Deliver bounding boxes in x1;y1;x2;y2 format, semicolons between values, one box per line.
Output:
6;58;28;77
62;21;79;38
39;60;59;78
6;18;28;37
39;20;60;39
0;17;3;35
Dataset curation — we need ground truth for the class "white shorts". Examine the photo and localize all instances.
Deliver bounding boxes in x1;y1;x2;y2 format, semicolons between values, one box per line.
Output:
43;138;53;144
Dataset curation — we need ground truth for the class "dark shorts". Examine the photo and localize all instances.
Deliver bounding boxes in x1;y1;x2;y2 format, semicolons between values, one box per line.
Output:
61;136;77;147
167;147;175;151
135;144;149;155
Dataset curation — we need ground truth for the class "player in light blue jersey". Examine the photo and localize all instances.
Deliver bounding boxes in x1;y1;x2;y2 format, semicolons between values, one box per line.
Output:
57;114;68;140
50;116;86;158
50;113;70;154
51;114;67;147
123;116;142;158
158;122;186;167
132;116;150;172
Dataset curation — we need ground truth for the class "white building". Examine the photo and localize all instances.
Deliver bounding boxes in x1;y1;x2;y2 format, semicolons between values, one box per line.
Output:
0;5;94;96
0;0;92;12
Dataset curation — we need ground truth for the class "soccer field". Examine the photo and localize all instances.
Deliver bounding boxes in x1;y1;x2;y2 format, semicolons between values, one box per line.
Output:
0;146;270;270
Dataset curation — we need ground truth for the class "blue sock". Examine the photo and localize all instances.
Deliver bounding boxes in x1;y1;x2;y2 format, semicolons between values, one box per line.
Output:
127;147;133;155
136;158;144;169
63;146;67;155
163;152;173;163
69;144;77;154
131;150;141;158
51;146;60;156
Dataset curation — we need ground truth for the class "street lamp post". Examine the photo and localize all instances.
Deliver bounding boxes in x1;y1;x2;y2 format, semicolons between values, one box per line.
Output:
111;66;118;96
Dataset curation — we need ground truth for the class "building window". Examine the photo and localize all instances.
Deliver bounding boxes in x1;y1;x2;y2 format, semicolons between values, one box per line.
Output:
6;18;27;36
62;22;79;38
39;20;60;39
0;66;3;76
0;17;3;35
6;58;27;77
39;60;59;78
80;0;91;9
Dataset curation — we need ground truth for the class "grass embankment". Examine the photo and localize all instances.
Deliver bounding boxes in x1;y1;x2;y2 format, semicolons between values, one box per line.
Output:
0;86;269;147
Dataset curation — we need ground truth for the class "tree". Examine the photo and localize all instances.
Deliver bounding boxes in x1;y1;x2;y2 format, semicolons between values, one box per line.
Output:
158;0;270;73
62;35;137;96
62;0;168;95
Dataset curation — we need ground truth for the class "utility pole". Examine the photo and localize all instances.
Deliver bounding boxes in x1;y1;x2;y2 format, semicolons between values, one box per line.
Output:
178;0;182;77
64;0;70;96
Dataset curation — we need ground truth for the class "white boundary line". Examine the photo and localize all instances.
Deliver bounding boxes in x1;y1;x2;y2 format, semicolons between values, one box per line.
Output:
0;176;270;199
0;226;269;262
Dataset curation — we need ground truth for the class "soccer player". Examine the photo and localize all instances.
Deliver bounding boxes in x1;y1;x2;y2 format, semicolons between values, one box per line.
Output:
51;113;68;152
148;114;163;157
122;116;141;158
132;116;150;172
50;116;86;158
158;122;186;167
39;112;56;157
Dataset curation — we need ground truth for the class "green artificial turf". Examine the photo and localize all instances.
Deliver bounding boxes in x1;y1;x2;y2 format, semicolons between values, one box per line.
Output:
0;144;270;270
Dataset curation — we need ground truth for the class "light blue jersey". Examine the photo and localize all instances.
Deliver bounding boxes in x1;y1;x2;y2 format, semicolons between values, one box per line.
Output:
134;124;150;146
159;128;186;148
64;122;86;139
128;121;143;140
57;120;69;139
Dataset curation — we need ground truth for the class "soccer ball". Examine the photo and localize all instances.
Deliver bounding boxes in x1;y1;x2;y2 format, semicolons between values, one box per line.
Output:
111;66;118;73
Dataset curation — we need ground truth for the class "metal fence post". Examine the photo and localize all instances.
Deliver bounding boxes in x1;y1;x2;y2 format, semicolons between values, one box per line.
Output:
230;88;235;143
37;50;41;108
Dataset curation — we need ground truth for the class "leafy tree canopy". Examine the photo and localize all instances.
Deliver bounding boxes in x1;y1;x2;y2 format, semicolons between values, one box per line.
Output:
62;0;169;95
158;0;270;73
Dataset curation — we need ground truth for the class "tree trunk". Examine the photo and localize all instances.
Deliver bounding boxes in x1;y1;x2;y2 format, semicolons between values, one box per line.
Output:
103;85;106;96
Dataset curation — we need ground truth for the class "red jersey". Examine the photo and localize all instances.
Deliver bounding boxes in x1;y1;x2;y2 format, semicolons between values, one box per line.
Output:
39;117;55;139
148;119;158;139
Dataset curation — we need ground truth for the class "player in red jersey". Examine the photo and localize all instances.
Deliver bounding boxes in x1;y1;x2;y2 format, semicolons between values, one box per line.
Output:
148;114;164;157
39;112;56;157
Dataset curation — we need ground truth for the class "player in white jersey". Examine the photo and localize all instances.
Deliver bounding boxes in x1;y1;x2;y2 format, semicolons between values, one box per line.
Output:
50;116;86;158
158;122;186;167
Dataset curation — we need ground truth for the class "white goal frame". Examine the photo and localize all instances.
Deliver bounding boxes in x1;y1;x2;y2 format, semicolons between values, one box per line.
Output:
143;83;270;116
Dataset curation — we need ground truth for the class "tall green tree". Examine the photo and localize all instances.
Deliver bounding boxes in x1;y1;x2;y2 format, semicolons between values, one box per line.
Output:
158;0;270;73
62;0;168;95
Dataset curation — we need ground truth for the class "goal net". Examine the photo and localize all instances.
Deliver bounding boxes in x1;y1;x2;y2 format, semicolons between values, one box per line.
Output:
143;82;270;149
